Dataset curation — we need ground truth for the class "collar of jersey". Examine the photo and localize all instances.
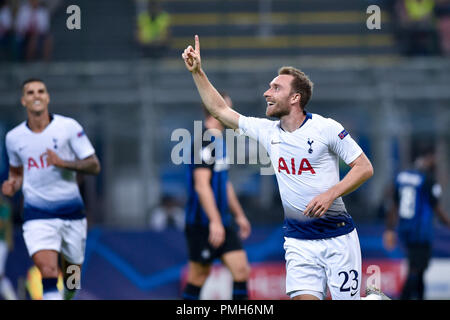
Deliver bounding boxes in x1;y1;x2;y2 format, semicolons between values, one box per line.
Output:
279;111;312;132
25;113;54;133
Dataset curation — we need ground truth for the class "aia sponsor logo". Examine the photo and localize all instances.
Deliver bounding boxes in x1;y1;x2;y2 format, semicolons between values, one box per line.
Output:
278;157;316;175
27;153;49;170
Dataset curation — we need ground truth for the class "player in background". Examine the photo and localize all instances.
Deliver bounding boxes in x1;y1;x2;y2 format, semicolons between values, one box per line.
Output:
1;78;100;300
183;92;252;300
383;147;450;299
0;195;17;300
181;35;388;300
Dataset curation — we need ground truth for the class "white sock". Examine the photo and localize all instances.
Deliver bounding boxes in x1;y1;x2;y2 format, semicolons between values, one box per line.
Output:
361;293;383;300
42;290;62;300
0;277;17;300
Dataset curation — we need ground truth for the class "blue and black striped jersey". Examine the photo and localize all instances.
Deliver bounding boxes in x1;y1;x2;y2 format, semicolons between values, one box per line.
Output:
394;169;441;244
185;131;231;227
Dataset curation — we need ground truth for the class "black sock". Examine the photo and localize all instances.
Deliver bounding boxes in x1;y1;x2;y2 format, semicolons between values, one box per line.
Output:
42;278;59;298
417;270;425;300
232;281;248;300
183;283;201;300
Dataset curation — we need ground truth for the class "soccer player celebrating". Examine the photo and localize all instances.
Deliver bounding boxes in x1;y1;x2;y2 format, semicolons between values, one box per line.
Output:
183;92;252;300
182;35;377;300
1;78;100;300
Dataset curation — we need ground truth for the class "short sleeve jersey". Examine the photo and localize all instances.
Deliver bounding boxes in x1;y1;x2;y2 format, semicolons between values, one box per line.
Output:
394;169;441;244
239;112;363;239
5;114;95;221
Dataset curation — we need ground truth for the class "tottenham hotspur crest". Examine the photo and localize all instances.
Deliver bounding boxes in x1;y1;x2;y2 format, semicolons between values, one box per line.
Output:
52;138;58;149
307;139;314;154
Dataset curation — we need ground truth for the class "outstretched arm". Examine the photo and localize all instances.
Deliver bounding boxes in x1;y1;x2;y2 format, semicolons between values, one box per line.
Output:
182;35;241;129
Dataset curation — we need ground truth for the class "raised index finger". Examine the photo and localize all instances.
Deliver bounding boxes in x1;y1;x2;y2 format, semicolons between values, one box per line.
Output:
194;34;200;53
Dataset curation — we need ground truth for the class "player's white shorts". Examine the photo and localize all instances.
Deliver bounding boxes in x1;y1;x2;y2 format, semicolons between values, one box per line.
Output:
23;218;87;265
284;228;362;300
0;240;8;275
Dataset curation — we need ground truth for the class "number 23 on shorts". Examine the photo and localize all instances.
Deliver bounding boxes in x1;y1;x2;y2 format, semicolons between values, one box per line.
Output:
338;269;359;297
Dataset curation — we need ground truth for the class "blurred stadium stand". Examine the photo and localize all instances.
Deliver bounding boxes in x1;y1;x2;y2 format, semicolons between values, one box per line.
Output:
46;0;399;61
50;0;141;61
164;0;398;57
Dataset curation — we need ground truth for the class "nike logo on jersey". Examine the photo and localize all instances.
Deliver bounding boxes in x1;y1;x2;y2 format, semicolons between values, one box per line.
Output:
271;140;281;145
18;146;27;152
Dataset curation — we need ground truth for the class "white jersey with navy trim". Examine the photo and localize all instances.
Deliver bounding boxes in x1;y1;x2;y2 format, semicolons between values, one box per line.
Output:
239;113;363;239
5;114;95;221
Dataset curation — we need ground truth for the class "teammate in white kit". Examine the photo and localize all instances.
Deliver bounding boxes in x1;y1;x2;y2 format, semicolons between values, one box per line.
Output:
1;78;100;300
182;36;377;300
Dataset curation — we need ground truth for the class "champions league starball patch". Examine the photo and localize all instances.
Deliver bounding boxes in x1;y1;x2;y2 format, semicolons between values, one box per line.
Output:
338;129;348;140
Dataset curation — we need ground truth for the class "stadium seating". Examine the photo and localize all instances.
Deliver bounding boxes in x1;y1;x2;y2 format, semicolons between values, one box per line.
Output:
46;0;399;61
164;0;399;57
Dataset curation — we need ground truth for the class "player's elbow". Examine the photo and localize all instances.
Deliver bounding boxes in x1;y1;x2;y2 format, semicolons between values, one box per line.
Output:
91;156;101;175
364;162;374;180
93;162;101;175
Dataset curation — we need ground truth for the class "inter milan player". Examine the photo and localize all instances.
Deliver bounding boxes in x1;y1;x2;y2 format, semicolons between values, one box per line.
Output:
1;78;100;300
384;148;450;299
183;92;252;300
182;35;389;300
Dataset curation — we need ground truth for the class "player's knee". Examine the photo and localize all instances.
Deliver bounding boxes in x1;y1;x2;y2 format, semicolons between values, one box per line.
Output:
38;265;59;278
232;263;251;282
188;264;211;285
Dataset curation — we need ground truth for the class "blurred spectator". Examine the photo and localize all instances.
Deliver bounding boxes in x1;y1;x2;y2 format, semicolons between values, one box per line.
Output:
0;0;13;61
435;0;450;55
147;194;184;231
0;195;17;300
395;0;440;55
383;147;450;299
14;0;52;61
135;0;171;58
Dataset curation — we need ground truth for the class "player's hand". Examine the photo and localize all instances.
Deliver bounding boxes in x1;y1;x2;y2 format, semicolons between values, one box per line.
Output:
209;220;225;248
46;149;66;168
182;35;201;73
383;230;396;251
1;179;17;197
303;190;336;218
235;215;251;240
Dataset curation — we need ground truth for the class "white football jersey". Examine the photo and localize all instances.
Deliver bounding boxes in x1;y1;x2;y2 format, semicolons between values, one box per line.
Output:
239;112;363;239
5;114;95;221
